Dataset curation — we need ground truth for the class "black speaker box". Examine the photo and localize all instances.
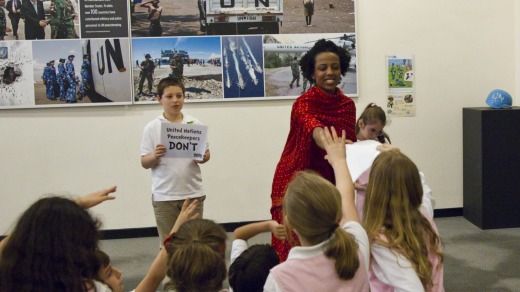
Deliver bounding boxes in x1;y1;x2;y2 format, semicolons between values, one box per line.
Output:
463;107;520;229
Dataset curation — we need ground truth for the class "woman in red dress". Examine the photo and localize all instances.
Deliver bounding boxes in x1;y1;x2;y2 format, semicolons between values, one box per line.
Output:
271;39;357;261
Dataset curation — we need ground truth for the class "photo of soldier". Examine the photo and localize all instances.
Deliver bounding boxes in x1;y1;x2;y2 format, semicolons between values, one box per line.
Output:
137;53;155;96
168;54;183;80
0;0;79;40
289;56;300;89
48;0;78;39
283;0;353;34
65;54;77;103
132;37;223;102
131;0;204;37
0;0;8;41
140;0;162;37
48;0;57;39
31;39;132;106
57;58;67;101
263;33;357;97
42;60;57;100
78;53;90;100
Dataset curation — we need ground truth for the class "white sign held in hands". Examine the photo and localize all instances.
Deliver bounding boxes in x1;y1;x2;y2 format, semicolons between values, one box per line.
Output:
160;123;208;161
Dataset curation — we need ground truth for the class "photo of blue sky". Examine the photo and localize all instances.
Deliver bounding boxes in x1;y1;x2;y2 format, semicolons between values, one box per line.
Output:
132;36;222;63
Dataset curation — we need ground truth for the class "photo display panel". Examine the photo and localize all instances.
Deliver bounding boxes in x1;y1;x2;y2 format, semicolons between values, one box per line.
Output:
0;0;356;108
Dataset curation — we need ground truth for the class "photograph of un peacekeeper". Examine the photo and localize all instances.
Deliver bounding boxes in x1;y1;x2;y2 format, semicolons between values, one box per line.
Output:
78;54;91;100
289;56;300;89
42;60;58;100
169;54;183;80
48;0;79;39
138;53;155;96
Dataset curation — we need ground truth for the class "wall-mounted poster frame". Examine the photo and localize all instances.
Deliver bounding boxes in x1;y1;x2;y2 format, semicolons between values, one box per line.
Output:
0;0;357;109
386;55;415;117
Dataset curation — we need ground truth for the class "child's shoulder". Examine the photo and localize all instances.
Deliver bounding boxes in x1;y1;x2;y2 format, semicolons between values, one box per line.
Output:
144;114;163;126
183;113;203;125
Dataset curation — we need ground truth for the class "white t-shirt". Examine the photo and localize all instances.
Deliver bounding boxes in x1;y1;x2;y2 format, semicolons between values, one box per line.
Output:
230;239;249;265
141;114;208;201
89;280;112;292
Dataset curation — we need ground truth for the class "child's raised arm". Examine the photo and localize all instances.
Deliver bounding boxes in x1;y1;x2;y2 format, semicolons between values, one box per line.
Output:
320;126;359;225
134;199;200;292
74;186;117;209
233;220;286;241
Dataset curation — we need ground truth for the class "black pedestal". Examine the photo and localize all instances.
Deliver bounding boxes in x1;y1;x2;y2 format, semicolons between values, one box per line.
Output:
463;107;520;229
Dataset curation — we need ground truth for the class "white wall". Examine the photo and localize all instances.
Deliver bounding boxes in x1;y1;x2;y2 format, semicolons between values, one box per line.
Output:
0;0;516;233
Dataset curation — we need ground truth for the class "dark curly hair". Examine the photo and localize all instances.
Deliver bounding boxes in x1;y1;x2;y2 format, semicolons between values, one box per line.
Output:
299;39;351;82
0;197;101;292
228;244;280;292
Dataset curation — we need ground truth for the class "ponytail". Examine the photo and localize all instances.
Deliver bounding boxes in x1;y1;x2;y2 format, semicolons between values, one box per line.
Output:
285;171;361;280
325;227;360;280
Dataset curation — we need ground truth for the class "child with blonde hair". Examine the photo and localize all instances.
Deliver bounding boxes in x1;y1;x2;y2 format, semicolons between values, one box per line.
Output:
363;150;444;291
165;219;227;292
264;127;369;291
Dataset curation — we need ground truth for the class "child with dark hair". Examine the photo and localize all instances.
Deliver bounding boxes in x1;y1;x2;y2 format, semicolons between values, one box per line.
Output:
228;220;284;292
0;186;118;292
94;250;123;292
355;103;391;144
353;102;391;219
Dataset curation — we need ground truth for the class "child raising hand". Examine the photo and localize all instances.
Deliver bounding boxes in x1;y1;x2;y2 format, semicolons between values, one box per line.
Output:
263;126;369;291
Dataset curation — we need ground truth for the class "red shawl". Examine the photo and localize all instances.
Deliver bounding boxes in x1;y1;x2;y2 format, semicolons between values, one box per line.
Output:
270;86;357;208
